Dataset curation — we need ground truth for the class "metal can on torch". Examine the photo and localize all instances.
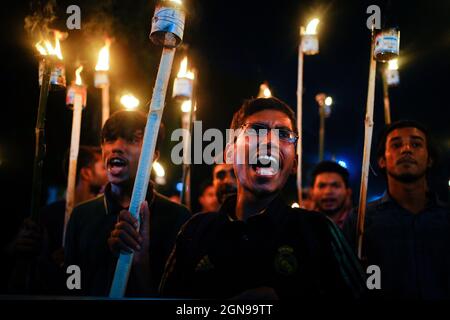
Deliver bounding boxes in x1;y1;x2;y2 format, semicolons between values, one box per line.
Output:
66;83;87;108
302;33;319;55
39;59;66;90
150;0;186;48
374;28;400;62
173;76;193;100
94;71;109;88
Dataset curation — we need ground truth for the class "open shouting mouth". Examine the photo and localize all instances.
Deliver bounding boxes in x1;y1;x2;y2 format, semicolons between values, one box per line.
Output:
107;156;129;176
250;154;280;177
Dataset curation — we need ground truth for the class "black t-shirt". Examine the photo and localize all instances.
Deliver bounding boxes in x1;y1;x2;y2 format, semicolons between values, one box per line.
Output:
64;184;191;297
160;195;366;299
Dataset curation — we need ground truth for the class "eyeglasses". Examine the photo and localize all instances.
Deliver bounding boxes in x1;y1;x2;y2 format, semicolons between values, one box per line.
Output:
240;122;298;144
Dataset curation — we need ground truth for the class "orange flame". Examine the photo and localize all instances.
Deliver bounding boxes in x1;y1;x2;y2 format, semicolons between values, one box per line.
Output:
75;66;83;86
177;57;194;79
35;30;64;59
95;38;111;71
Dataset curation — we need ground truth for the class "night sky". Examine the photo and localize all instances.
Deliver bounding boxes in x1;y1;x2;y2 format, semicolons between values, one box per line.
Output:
0;0;449;238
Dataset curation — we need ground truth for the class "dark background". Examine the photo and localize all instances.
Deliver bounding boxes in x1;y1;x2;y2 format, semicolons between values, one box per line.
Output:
0;0;449;240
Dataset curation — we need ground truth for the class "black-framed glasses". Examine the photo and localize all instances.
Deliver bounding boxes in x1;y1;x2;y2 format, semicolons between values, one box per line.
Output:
240;122;298;144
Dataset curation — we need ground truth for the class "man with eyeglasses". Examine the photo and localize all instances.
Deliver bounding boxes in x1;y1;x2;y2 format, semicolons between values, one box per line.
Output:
160;97;365;300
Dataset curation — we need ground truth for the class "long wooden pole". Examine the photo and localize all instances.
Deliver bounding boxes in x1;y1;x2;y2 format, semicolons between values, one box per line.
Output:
30;58;52;221
319;106;325;162
356;35;377;260
180;107;193;209
296;41;304;204
101;84;110;126
382;72;391;125
109;46;176;298
63;93;83;245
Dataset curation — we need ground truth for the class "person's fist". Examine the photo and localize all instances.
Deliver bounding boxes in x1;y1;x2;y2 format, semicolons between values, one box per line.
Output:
108;201;150;265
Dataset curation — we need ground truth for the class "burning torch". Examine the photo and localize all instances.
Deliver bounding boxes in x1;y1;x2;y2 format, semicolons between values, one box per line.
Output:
109;0;186;298
95;38;111;127
173;56;195;208
297;18;320;204
315;93;333;162
356;27;400;260
31;30;67;221
62;66;87;245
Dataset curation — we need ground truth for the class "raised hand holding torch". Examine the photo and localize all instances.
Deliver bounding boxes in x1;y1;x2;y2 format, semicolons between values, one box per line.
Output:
109;0;186;298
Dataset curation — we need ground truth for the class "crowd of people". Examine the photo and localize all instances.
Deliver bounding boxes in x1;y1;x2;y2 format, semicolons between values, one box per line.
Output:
2;97;449;300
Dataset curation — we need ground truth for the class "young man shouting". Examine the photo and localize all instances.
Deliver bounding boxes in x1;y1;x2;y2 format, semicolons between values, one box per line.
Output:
158;97;365;299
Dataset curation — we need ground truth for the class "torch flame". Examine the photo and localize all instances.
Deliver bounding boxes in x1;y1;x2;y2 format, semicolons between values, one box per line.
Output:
181;100;192;113
35;43;47;55
35;30;64;59
95;39;111;71
177;57;195;79
305;18;320;35
120;94;140;111
258;83;272;98
388;59;399;70
75;66;83;86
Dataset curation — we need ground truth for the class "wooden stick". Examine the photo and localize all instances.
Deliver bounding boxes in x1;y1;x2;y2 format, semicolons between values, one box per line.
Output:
30;58;52;221
109;46;176;298
356;36;377;260
101;84;110;126
63;93;83;246
382;72;391;125
180;109;193;209
296;42;304;204
318;105;325;162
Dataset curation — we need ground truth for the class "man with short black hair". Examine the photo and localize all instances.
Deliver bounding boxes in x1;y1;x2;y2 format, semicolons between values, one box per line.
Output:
344;120;450;299
65;110;191;297
212;163;237;204
159;97;365;299
310;161;352;228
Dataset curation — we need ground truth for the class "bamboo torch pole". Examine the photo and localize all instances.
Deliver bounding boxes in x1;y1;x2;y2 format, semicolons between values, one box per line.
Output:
109;0;185;298
62;66;87;245
297;18;319;205
356;34;377;260
296;40;304;204
382;72;391;125
357;27;400;259
30;58;52;221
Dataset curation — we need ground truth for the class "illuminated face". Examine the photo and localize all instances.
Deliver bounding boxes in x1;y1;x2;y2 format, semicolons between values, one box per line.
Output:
213;164;237;204
198;185;219;212
102;132;143;187
311;172;349;216
379;127;431;183
230;109;297;197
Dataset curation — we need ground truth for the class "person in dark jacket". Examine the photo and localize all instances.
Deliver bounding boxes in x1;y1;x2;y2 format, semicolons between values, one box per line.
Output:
343;120;450;300
65;111;190;297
